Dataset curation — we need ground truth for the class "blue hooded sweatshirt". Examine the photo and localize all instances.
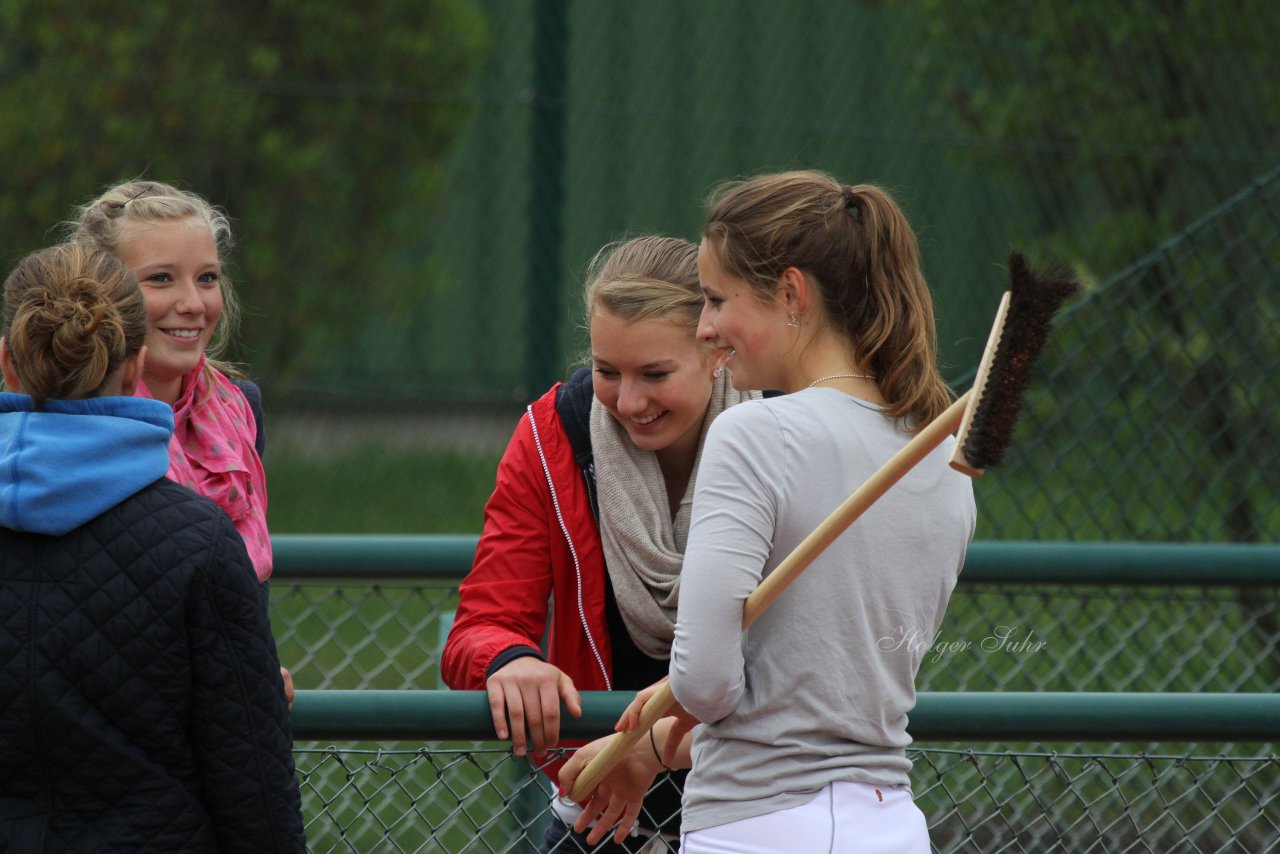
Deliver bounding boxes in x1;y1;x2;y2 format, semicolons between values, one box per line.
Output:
0;392;173;535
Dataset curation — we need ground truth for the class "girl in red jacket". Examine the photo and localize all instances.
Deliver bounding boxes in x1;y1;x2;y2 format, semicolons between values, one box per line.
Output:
442;235;758;852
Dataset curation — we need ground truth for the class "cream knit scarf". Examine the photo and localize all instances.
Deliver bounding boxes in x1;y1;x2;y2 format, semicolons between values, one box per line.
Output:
590;370;759;658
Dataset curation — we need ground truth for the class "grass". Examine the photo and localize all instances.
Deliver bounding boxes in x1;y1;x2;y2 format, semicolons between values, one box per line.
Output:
265;443;501;534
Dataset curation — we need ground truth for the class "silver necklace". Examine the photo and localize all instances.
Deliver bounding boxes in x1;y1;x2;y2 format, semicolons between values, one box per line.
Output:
807;372;876;388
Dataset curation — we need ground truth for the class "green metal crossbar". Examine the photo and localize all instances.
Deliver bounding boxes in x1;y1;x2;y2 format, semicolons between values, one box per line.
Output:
273;535;1280;585
273;534;478;580
290;690;1280;742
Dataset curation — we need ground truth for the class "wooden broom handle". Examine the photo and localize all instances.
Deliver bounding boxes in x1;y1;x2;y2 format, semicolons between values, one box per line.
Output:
566;681;678;801
568;392;971;801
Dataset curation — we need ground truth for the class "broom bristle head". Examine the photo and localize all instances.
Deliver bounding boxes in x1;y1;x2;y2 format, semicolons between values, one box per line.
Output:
957;251;1080;471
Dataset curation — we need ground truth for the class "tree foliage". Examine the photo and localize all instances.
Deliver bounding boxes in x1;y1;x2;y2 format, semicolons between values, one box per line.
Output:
912;0;1280;276
0;0;489;388
911;1;1280;542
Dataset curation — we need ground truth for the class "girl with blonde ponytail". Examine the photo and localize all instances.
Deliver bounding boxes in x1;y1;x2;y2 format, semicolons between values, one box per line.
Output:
444;235;763;852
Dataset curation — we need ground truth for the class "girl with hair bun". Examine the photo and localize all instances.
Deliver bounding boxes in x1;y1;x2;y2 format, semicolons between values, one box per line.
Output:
561;172;976;852
70;180;271;582
0;244;305;851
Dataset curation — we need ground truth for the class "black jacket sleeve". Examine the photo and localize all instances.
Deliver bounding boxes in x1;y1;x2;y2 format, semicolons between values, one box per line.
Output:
187;508;306;852
233;378;268;458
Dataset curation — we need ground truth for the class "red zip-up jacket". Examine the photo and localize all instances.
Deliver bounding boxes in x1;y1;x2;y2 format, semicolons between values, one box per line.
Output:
441;376;614;694
442;370;693;837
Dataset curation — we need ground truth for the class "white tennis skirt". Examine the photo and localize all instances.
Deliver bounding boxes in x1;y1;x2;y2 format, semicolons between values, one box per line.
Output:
681;781;930;853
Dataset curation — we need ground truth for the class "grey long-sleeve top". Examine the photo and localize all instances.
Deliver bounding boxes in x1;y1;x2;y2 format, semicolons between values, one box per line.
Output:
670;390;975;833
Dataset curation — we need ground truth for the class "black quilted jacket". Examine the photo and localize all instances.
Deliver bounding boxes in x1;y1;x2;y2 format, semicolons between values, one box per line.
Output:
0;478;307;852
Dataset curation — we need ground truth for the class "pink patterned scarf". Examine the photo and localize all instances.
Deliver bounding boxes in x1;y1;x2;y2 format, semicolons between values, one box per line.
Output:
137;356;272;580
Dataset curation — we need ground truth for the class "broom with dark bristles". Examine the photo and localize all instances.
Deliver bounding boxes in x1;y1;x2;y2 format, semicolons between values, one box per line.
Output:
567;252;1080;803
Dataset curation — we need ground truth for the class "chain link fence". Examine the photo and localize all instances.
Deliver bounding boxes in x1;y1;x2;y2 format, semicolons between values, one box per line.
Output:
975;165;1280;543
290;744;1279;853
273;541;1280;851
272;574;1280;696
275;581;451;692
391;0;1280;411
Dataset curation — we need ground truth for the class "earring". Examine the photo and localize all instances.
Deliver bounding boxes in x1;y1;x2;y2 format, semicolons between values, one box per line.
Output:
788;314;799;329
713;367;723;379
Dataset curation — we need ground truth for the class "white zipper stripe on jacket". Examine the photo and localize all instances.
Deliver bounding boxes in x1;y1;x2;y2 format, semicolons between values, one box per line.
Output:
525;405;611;690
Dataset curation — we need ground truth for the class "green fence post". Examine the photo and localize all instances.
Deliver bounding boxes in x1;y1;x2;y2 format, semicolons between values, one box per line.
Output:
525;0;569;399
518;4;569;835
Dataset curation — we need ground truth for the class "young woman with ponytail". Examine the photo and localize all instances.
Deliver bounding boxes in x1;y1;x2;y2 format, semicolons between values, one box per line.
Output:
561;171;976;853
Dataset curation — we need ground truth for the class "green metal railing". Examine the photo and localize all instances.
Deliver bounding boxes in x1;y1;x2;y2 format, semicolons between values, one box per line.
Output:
275;534;480;580
292;689;1280;743
274;535;1280;585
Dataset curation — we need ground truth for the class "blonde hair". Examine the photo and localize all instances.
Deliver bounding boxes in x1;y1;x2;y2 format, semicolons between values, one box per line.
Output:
584;235;702;331
68;179;243;379
3;244;147;404
703;170;950;425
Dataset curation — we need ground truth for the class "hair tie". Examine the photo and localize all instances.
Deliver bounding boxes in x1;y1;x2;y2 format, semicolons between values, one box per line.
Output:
840;184;860;211
840;185;864;223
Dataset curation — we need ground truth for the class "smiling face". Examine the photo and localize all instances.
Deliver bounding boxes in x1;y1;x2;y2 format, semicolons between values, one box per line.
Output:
117;217;223;403
696;238;789;392
590;308;715;459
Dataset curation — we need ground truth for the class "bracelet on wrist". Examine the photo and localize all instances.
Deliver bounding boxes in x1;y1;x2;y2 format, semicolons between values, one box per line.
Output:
650;726;673;772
